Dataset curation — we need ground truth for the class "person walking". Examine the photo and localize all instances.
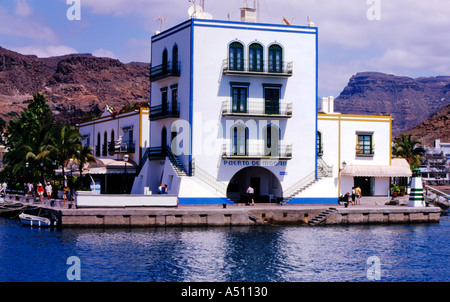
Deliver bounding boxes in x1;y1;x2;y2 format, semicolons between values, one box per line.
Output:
45;182;53;200
37;182;44;203
246;185;255;206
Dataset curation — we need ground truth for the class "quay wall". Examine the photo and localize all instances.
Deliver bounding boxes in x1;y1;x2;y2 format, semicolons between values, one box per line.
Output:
51;205;442;228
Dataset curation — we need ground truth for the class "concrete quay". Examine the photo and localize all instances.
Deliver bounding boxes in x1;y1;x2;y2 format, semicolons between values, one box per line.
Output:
47;196;442;228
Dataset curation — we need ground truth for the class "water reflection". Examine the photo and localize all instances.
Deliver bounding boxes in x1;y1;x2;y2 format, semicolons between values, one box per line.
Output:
1;216;448;282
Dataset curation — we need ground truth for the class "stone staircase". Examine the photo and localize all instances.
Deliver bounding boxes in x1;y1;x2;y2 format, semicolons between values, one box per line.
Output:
282;158;333;203
308;207;337;225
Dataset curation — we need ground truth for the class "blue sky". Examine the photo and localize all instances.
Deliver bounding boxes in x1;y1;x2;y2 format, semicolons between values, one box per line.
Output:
1;0;449;97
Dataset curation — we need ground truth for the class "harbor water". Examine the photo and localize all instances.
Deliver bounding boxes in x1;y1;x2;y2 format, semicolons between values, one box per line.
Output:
0;215;448;282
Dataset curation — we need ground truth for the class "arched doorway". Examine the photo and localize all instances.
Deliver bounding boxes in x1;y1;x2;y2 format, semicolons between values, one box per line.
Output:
226;167;282;203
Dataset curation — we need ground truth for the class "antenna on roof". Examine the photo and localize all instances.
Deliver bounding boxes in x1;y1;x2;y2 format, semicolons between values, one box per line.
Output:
188;0;212;19
155;16;166;34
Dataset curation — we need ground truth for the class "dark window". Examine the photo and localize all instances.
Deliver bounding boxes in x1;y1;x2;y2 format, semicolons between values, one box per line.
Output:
249;43;263;72
268;44;283;73
229;42;244;71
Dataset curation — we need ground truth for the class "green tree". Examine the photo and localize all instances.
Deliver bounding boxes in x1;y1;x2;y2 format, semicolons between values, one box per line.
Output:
48;125;82;188
392;134;426;169
73;144;96;189
4;93;55;184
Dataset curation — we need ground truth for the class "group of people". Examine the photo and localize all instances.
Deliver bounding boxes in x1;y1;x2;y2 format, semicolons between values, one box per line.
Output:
341;186;362;206
26;182;53;202
157;184;168;194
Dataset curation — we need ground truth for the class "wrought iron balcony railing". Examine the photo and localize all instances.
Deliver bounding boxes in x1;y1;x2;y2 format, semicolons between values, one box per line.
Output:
149;102;180;120
222;142;292;159
150;61;180;81
222;59;293;77
221;100;292;118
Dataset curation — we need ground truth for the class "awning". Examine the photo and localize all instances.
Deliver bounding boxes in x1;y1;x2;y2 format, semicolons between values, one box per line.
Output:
55;158;136;175
341;158;412;178
87;158;136;175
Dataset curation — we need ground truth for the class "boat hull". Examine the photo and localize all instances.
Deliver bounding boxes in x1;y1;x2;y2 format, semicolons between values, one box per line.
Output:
19;214;57;227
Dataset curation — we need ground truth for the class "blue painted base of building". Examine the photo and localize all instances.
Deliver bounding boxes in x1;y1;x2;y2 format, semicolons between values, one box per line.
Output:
177;197;339;205
285;197;339;205
178;197;233;205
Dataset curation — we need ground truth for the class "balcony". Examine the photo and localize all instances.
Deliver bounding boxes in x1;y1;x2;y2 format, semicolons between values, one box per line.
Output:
108;141;136;154
222;100;292;118
149;102;180;120
222;143;292;160
222;59;293;77
150;61;180;81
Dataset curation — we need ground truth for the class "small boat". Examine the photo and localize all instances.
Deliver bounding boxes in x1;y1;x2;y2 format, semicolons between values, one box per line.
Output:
0;204;26;218
19;213;58;227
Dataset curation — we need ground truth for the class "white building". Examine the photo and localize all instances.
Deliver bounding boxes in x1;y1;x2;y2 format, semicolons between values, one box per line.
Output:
131;14;411;205
420;139;450;185
77;106;150;194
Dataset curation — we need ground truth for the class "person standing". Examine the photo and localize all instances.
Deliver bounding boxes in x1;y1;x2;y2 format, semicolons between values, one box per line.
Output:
0;181;6;196
351;187;356;206
37;182;44;203
355;186;362;205
246;185;255;206
45;182;53;200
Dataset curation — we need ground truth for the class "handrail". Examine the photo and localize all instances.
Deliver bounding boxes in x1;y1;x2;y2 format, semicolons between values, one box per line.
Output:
426;185;450;199
283;171;316;200
191;159;227;195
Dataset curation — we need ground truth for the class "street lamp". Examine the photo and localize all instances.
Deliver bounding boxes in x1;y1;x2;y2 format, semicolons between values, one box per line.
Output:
123;154;129;194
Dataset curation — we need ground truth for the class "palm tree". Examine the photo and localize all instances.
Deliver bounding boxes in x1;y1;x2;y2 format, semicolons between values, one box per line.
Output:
49;125;82;191
392;134;425;169
73;144;96;189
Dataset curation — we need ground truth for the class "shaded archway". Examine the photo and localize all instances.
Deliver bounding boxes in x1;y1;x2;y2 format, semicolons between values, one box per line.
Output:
226;166;282;203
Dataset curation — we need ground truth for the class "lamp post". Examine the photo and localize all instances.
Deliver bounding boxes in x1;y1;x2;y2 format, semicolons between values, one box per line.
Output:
123;154;129;194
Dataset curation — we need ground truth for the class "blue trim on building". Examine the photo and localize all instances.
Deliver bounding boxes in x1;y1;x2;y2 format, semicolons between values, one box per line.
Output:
178;197;233;205
189;19;194;173
286;197;338;205
315;28;319;180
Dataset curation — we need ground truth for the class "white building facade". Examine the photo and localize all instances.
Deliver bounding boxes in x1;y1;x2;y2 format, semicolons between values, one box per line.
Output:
132;18;323;204
132;17;411;205
78;107;150;194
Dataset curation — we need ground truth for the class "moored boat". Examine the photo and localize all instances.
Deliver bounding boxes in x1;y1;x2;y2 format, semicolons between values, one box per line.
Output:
19;213;58;227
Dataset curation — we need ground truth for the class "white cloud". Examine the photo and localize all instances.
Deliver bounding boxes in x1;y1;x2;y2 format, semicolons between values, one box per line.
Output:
0;6;57;44
92;48;118;59
11;45;78;58
14;0;32;18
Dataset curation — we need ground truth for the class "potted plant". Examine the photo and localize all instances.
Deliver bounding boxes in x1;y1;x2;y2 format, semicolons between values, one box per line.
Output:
390;184;400;197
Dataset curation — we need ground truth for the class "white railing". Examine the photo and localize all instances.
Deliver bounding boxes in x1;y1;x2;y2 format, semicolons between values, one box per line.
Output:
222;143;292;159
283;171;316;200
191;160;227;196
221;100;292;117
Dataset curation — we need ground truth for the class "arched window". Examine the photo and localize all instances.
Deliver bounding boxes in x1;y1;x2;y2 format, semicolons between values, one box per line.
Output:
109;129;115;154
249;43;263;72
172;44;178;73
264;124;280;157
162;48;168;72
231;124;248;156
102;131;108;156
268;44;283;73
96;132;101;156
229;42;244;71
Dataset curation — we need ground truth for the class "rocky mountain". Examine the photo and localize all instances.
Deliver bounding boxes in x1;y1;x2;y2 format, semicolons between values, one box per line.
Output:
0;46;150;125
334;72;450;137
399;103;450;147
